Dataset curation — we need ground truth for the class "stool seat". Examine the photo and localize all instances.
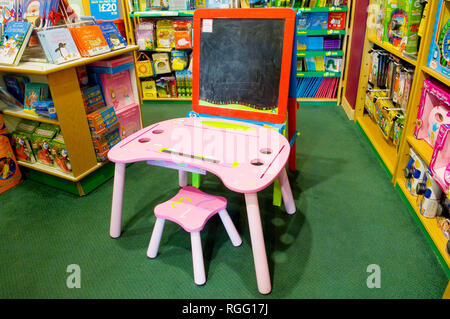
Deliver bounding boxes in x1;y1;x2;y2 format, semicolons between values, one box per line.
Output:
148;186;242;286
154;186;227;232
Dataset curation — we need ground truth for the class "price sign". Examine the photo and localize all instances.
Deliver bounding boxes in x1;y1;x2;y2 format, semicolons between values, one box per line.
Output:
89;0;119;20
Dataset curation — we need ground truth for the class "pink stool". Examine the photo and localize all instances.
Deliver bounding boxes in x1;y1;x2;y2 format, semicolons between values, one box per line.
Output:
147;186;242;285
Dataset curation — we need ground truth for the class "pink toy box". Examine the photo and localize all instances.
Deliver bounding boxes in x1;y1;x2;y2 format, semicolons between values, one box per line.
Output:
116;103;142;139
429;124;450;196
99;69;136;112
415;79;450;148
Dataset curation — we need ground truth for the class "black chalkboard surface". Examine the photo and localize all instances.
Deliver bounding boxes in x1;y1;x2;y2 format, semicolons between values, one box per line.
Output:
198;18;285;112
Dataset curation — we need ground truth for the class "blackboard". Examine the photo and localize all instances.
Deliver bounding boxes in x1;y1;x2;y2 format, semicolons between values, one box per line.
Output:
192;9;295;123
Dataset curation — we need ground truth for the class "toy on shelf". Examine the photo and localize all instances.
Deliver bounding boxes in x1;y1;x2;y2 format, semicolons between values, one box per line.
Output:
404;147;428;196
416;171;443;218
30;123;59;166
429;124;450;197
51;133;72;173
135;52;154;78
383;0;424;56
415;79;450;148
427;0;450;78
116;103;142;139
0;114;21;194
10;119;39;163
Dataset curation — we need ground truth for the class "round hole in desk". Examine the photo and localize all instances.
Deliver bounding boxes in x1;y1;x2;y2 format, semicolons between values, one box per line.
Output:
260;148;272;155
152;129;164;134
138;138;151;143
250;159;264;166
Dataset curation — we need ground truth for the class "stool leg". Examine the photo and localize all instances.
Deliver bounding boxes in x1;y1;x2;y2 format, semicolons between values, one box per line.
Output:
110;163;126;238
218;209;242;247
147;218;166;258
179;170;188;187
190;231;206;285
278;168;296;215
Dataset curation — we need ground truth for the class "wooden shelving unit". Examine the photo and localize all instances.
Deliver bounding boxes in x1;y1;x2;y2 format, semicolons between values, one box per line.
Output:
294;2;352;106
0;46;140;196
122;2;194;103
354;0;450;277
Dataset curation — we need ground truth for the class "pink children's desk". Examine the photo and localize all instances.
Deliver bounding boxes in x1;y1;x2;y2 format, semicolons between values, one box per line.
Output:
107;117;296;294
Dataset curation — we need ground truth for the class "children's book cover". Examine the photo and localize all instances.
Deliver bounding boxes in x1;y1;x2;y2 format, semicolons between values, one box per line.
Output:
0;20;32;65
100;69;135;111
37;27;81;64
3;75;29;103
24;82;48;114
98;22;127;51
0;0;17;27
22;0;45;27
69;25;111;57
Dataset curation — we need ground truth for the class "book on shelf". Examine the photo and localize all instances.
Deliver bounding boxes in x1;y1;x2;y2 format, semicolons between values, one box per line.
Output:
37;27;81;64
0;0;18;38
296;77;339;98
0;20;33;65
0;85;23;110
98;21;127;51
69;24;111;57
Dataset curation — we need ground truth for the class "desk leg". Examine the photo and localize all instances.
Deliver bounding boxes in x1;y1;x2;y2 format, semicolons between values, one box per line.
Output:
244;193;271;295
278;168;296;215
110;163;126;238
179;170;188;187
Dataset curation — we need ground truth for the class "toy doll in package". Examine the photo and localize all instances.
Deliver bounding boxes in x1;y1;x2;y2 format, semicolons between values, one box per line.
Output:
135;21;155;51
30;123;59;166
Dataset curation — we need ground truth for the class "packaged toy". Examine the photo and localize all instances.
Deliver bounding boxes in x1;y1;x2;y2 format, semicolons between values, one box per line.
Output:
175;70;192;97
173;20;192;49
87;105;119;134
328;12;346;29
30;123;59;166
374;97;402;142
415;79;450;148
136;52;154;78
141;80;158;99
81;85;106;114
170;50;188;71
152;52;171;74
393;112;404;147
437;215;450;239
404;147;427;196
135;21;155;51
309;12;328;30
33;100;57;119
367;0;385;41
416;171;443;218
97;69;135;112
90;123;121;162
156;76;176;98
383;0;424;55
11;119;39;163
88;55;135;74
156;20;175;49
396;66;413;112
0;114;21;194
116;103;142;139
429;124;450;197
427;0;450;79
50;133;72;173
365;88;390;119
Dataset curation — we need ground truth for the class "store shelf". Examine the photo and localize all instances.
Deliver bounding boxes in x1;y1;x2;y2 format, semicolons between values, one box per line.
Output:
129;10;194;17
2;109;59;125
296;6;348;12
17;160;108;182
297;71;341;77
406;135;433;166
297;50;344;57
297;29;345;36
367;35;417;66
421;65;450;87
0;46;139;75
356;114;397;175
297;98;338;105
143;97;191;101
397;179;450;272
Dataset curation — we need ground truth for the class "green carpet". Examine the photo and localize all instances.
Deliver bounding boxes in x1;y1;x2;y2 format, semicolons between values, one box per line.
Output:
0;103;448;299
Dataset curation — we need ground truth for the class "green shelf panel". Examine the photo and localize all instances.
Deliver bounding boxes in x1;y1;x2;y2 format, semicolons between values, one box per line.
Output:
296;71;341;77
296;5;348;12
297;50;344;57
297;29;346;35
130;10;180;17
